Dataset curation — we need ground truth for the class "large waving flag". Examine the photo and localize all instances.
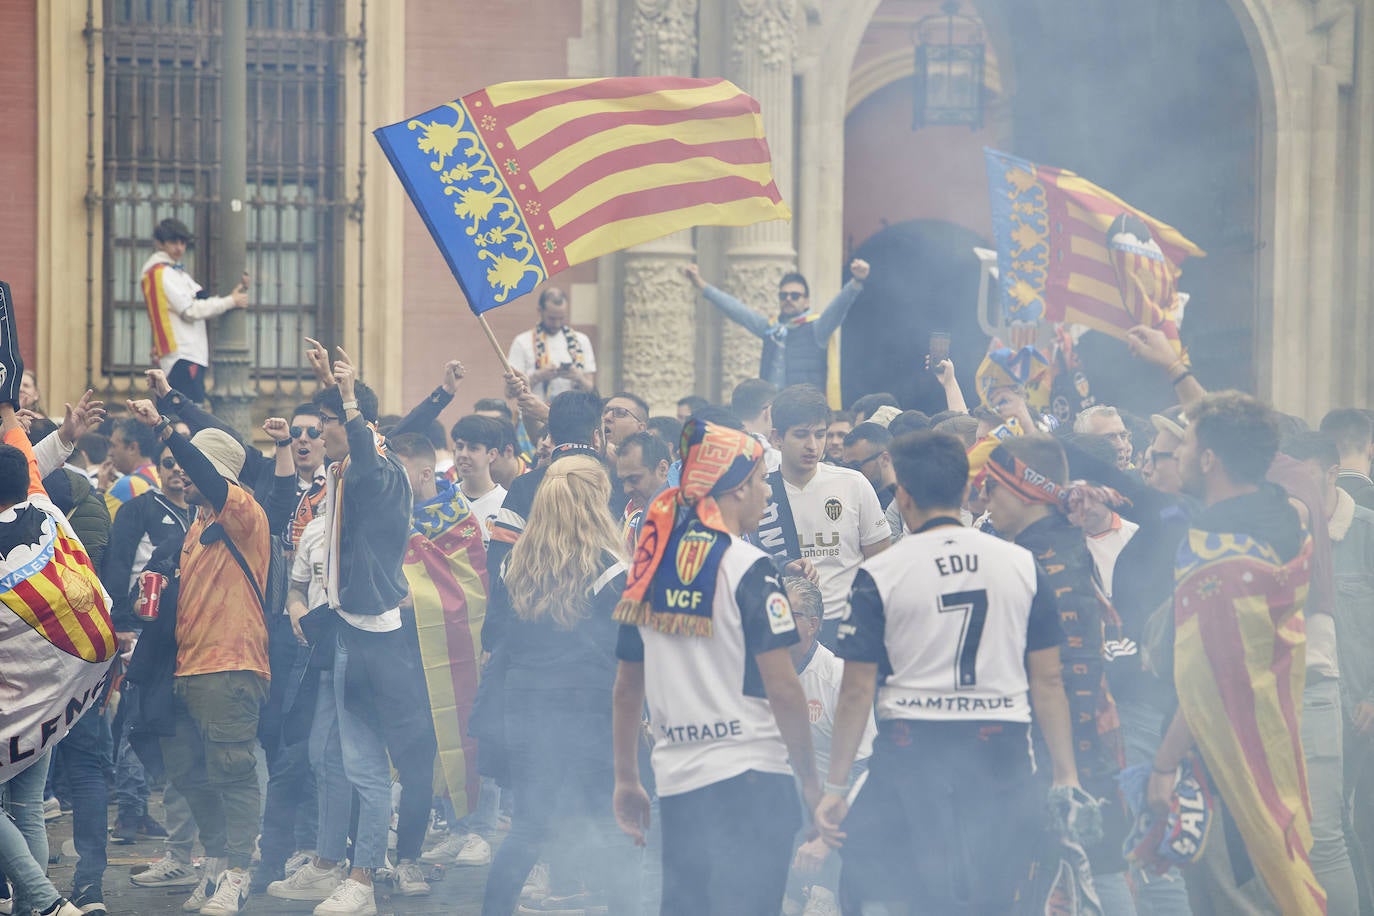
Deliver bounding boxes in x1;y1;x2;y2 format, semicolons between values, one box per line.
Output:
375;77;791;313
0;427;115;780
1174;530;1325;915
404;482;488;818
985;149;1204;349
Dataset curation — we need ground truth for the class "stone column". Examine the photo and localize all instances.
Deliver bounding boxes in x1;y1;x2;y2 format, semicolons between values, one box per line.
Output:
618;0;701;414
720;0;799;394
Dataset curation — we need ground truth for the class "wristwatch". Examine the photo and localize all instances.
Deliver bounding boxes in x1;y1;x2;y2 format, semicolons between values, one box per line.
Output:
341;399;359;413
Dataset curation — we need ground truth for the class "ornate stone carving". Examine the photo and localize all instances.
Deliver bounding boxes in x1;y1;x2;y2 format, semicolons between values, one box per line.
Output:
719;257;791;393
621;254;699;412
632;0;699;75
731;0;798;71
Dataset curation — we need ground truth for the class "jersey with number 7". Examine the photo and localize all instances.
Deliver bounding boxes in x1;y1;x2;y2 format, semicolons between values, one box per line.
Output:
836;524;1063;723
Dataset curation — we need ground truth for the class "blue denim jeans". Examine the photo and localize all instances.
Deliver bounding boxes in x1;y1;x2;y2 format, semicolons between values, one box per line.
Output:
1303;676;1359;916
1117;698;1194;915
113;710;150;821
52;702;113;894
310;636;392;871
0;753;61;914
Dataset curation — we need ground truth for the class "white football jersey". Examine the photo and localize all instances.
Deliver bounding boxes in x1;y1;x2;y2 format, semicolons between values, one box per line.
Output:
836;520;1062;723
797;640;876;776
782;463;891;620
617;537;800;798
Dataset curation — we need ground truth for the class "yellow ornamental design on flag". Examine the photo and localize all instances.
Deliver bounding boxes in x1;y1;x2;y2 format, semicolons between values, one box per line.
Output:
408;103;545;303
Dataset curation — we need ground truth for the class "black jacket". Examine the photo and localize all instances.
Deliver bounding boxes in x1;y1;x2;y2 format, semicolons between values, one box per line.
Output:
332;416;412;615
102;490;191;632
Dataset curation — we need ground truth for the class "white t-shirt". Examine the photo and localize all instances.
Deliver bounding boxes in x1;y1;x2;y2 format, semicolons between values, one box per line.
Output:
507;327;597;402
290;515;330;612
797;640;876;777
784;463;890;620
617;538;800;797
837;523;1063;724
1084;514;1139;599
462;483;507;546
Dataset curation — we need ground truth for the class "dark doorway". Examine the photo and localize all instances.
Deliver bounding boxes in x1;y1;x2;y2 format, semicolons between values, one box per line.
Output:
841;220;988;414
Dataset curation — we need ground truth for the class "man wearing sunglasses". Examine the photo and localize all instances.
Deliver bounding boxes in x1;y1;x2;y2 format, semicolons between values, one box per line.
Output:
842;423;897;512
282;405;329;558
683;258;870;392
102;441;193;846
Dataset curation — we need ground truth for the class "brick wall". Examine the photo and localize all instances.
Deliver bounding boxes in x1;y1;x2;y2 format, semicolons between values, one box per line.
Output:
0;1;40;368
399;0;594;417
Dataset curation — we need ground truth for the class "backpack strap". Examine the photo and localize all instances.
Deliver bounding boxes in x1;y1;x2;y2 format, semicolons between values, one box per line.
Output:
200;522;266;615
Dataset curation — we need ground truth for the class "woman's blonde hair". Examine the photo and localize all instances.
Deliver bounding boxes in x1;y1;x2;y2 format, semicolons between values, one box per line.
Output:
507;455;626;627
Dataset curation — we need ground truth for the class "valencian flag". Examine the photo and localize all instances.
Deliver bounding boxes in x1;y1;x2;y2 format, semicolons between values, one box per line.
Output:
374;77;791;313
0;425;115;780
985;148;1204;352
1174;530;1325;914
403;483;488;818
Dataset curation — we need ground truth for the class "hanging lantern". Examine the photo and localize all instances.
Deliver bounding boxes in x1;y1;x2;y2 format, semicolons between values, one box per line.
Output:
913;1;985;129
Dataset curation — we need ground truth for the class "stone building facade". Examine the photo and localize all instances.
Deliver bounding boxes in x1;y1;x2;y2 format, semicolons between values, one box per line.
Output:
5;0;1373;423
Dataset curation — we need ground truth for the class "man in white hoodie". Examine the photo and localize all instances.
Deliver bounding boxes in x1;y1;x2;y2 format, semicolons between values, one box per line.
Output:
140;218;249;403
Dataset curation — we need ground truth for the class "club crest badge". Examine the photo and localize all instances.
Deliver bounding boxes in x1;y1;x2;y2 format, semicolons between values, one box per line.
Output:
824;497;843;521
675;529;717;586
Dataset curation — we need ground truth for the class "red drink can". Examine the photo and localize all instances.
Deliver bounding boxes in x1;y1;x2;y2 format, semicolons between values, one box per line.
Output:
135;571;167;622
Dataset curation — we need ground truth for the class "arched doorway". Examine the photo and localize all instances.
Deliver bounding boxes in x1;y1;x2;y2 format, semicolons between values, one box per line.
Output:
834;0;1265;414
840;220;987;414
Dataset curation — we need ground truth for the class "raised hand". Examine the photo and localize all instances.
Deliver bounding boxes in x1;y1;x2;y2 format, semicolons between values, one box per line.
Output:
304;337;333;386
850;258;870;282
262;417;291;443
442;360;466;395
126;399;162;427
145;368;172;398
681;263;706;290
332;347;357;402
60;390;107;445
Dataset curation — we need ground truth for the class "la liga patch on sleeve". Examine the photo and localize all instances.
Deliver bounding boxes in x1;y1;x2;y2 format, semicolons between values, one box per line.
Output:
766;591;794;635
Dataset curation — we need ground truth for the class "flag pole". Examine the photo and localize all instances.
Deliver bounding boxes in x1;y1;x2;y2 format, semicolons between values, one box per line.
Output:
475;312;515;375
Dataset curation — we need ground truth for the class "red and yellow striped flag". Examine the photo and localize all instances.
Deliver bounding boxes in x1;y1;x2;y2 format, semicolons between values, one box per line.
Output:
404;487;488;818
986;149;1204;349
375;77;791;314
1174;531;1325;915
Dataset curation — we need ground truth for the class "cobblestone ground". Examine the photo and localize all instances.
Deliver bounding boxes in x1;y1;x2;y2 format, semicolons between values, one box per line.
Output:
42;792;492;915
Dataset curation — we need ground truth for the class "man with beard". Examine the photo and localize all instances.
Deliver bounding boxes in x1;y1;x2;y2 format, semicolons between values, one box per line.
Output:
125;399;270;915
103;440;191;843
1148;392;1323;915
684;261;870;391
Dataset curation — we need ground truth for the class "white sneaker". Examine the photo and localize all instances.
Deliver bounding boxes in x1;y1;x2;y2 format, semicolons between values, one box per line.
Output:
393;862;430;897
267;861;344;902
312;878;377;916
420;831;490;865
199;867;250;916
40;902;83;916
802;886;840;916
198;867;249;915
132;854;201;888
284;850;316;878
182;859;224;912
520;862;550;903
43;797;63;821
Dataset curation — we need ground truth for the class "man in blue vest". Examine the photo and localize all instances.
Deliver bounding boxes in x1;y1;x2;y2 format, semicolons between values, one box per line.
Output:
684;259;870;391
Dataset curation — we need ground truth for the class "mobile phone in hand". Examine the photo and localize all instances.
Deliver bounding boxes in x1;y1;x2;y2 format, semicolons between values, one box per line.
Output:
928;331;951;367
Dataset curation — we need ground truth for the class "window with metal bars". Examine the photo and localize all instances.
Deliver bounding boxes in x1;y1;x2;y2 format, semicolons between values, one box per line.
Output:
96;0;350;391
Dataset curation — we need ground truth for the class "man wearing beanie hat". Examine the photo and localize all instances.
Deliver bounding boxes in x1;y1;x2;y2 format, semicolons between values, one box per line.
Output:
127;399;270;916
611;419;820;916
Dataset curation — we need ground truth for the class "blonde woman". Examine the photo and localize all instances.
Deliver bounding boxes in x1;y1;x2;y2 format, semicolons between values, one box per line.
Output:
480;455;636;915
